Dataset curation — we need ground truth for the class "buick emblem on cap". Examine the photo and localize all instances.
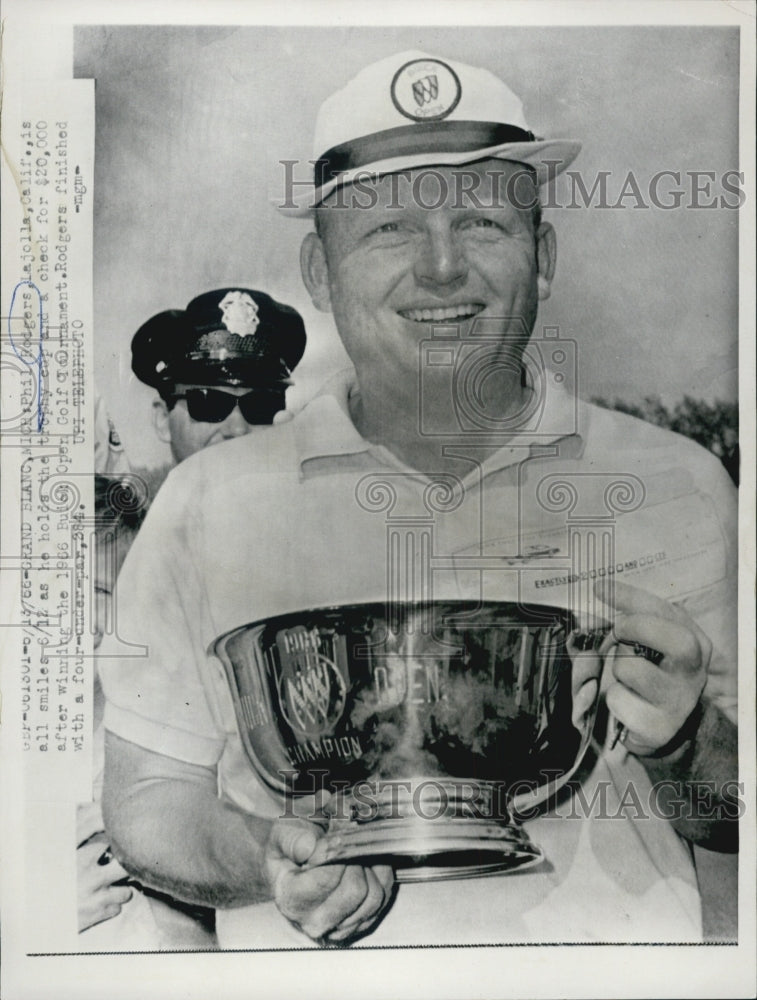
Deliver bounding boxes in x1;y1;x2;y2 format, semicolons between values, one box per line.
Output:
391;58;462;122
413;74;438;106
218;290;260;337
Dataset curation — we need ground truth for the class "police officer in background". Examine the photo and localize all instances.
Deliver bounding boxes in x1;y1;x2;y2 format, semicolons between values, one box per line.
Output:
132;287;306;464
78;287;305;946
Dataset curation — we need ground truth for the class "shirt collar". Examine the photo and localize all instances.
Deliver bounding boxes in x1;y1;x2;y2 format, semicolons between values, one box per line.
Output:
294;368;369;466
293;365;581;472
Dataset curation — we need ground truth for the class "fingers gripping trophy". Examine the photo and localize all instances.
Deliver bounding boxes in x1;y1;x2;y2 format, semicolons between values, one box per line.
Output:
216;599;608;881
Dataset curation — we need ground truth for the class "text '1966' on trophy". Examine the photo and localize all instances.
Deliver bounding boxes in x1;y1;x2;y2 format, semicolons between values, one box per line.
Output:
214;599;607;882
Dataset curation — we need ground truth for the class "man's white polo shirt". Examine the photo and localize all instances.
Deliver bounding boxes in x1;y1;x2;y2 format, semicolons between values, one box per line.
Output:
100;371;735;946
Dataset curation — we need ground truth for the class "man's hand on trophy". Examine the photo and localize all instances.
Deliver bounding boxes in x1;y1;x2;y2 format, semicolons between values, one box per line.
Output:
263;791;394;945
596;580;710;757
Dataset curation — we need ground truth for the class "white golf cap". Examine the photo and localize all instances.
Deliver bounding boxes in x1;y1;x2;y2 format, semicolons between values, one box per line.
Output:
280;50;581;216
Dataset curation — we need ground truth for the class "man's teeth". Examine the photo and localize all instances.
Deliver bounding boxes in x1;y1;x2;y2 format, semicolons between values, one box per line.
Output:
400;304;483;323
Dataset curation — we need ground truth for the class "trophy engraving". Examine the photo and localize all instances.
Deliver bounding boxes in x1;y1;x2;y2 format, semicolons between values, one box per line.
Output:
215;601;606;881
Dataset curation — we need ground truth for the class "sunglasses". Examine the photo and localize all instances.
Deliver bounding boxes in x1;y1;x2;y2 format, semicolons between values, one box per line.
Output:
171;388;282;425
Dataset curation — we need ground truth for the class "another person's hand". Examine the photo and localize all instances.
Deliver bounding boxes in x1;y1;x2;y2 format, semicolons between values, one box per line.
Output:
597;580;710;756
263;792;394;944
77;802;133;933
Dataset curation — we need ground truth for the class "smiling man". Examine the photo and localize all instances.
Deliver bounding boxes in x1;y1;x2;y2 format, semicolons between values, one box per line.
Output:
100;52;737;948
131;287;306;465
301;160;552;475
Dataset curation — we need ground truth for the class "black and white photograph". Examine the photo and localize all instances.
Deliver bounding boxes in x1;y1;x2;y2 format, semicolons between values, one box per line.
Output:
1;3;755;998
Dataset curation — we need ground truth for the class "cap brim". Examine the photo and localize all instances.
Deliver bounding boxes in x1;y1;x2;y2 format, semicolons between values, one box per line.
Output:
276;138;581;218
170;360;293;389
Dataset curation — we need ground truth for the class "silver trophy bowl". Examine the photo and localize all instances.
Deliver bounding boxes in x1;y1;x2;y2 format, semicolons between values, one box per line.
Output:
214;601;605;881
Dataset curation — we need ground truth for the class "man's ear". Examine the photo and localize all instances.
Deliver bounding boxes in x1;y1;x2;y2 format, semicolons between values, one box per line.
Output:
535;222;557;301
152;398;171;444
300;231;332;313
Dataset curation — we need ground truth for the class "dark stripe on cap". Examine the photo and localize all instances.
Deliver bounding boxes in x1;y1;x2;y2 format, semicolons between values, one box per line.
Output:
315;120;535;188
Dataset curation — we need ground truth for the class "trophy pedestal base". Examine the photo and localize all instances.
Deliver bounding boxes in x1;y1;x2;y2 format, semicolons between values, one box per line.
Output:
304;778;544;882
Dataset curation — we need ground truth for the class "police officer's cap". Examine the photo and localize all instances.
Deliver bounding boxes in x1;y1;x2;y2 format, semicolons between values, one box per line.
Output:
131;288;306;393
